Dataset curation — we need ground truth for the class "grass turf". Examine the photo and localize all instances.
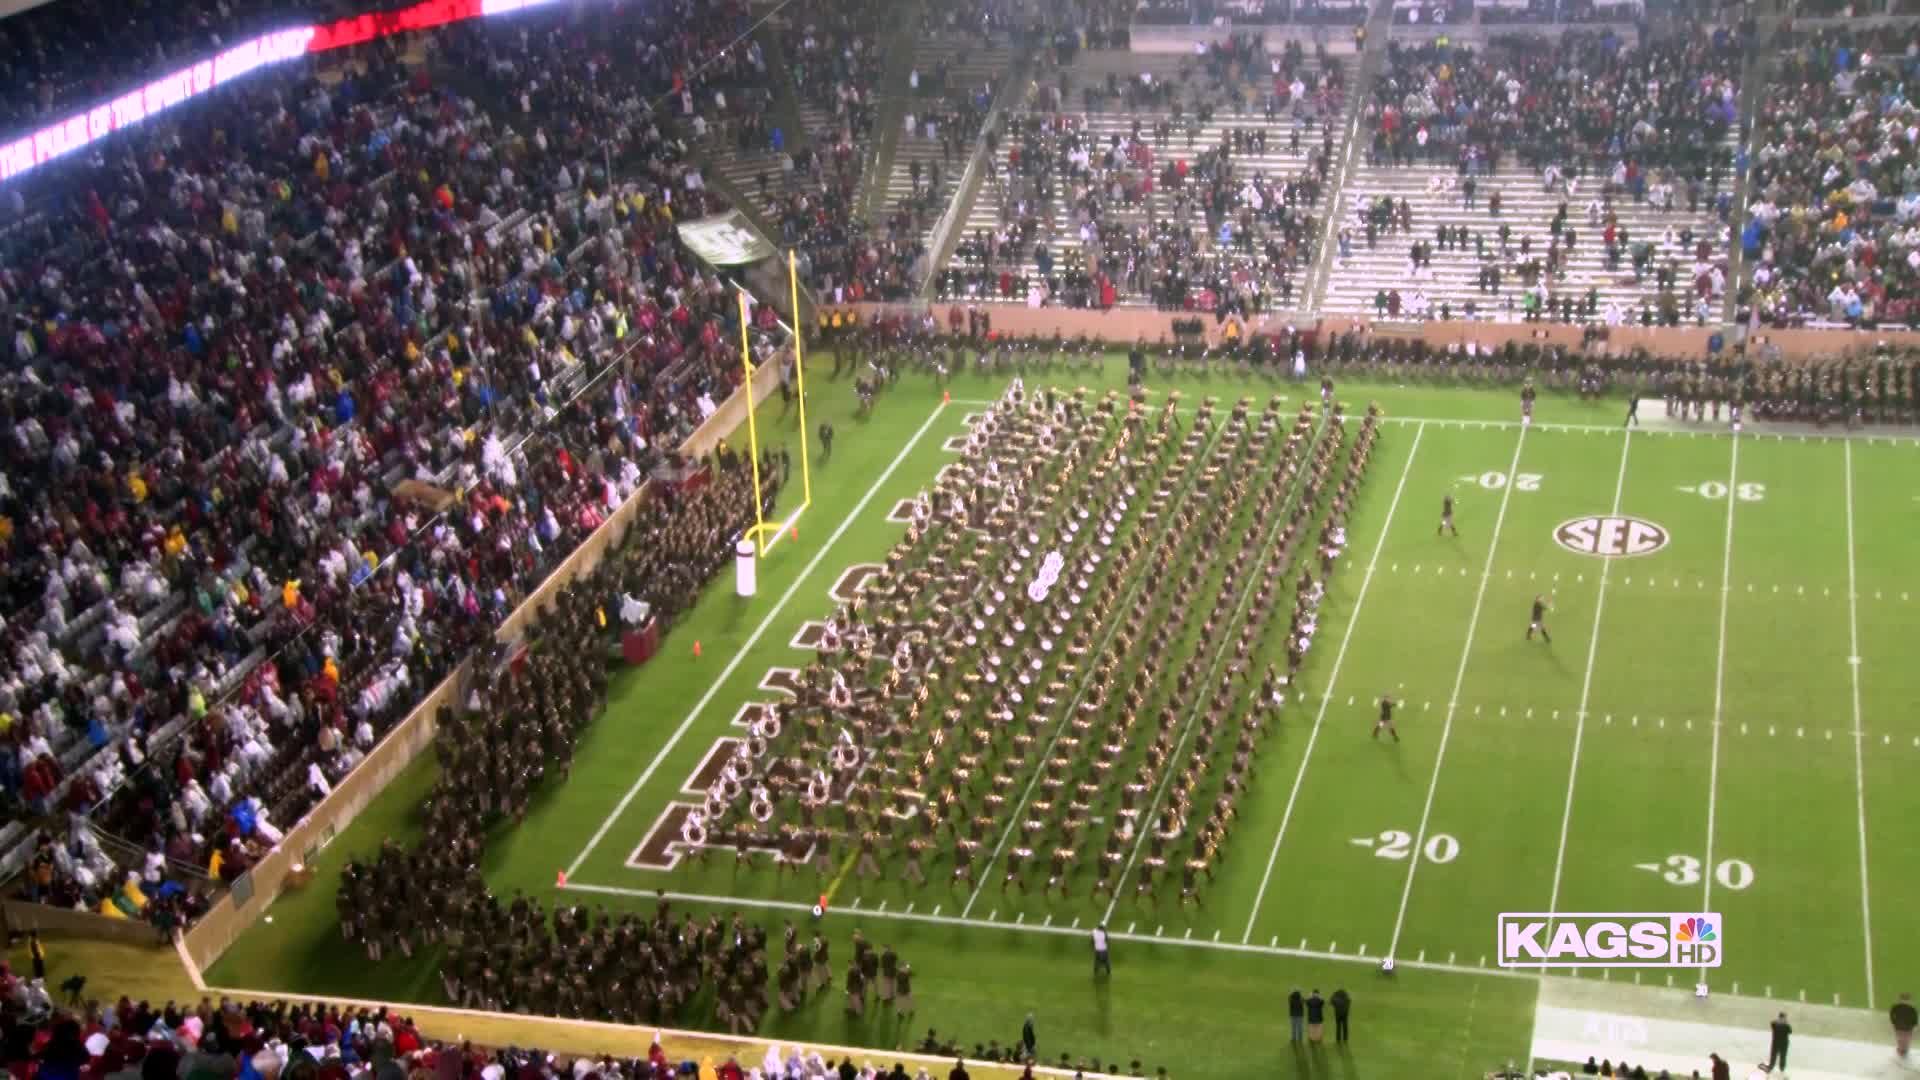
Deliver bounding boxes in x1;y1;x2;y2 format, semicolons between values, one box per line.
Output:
204;355;1920;1078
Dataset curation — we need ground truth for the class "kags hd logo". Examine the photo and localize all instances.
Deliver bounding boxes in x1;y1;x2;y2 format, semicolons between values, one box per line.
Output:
1497;913;1721;969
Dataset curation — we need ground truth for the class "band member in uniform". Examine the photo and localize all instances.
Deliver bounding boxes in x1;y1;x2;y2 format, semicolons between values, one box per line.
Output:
1373;695;1400;742
1520;379;1537;425
1527;593;1553;643
1438;492;1458;537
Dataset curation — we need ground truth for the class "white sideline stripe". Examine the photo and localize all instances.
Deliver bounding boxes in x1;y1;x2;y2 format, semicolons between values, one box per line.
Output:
1241;421;1429;944
1386;425;1529;962
564;402;952;879
1530;430;1632;1076
1843;441;1876;1007
1700;435;1739;982
556;882;1537;982
1381;416;1627;434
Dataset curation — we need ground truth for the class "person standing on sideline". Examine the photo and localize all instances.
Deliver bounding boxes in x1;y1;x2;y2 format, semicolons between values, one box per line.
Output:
1708;1052;1731;1080
1091;925;1111;975
1306;989;1326;1043
27;931;46;980
1892;993;1918;1059
1288;989;1306;1042
819;421;835;462
1330;988;1351;1044
1625;392;1640;427
1021;1014;1036;1060
1768;1012;1791;1071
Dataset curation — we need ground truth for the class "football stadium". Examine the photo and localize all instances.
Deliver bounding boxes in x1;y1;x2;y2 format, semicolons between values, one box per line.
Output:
5;0;1920;1078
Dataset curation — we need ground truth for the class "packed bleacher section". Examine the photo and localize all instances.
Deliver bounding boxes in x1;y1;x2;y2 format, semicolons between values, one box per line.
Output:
1743;24;1920;328
1;0;800;922
1323;30;1742;324
937;33;1344;313
0;984;960;1080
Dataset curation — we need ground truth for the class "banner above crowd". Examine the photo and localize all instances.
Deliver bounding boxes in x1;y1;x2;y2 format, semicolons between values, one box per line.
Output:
677;212;777;267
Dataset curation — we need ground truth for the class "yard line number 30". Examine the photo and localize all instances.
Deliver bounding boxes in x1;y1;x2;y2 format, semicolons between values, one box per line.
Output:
1659;854;1755;890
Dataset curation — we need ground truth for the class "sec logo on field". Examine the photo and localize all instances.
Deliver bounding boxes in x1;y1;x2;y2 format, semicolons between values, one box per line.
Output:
1554;516;1670;558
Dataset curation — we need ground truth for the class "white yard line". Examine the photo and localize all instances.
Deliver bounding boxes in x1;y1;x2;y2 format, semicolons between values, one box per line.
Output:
1528;430;1633;1076
1240;421;1428;944
564;401;952;879
1700;435;1739;979
1543;431;1633;934
1843;440;1876;1007
556;881;1538;982
1385;425;1528;963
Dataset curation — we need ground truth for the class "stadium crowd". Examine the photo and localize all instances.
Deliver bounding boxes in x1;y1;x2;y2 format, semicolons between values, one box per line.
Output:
1743;24;1920;328
941;33;1339;312
2;0;790;922
0;979;961;1080
1357;29;1743;323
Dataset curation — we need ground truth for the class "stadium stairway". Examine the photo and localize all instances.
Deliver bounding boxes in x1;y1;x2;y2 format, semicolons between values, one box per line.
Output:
943;47;1349;307
871;34;1020;256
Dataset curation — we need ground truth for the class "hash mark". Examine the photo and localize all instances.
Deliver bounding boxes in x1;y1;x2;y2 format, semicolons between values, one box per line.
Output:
932;904;942;916
1300;937;1308;949
1127;921;1136;933
1270;936;1278;947
1448;952;1456;964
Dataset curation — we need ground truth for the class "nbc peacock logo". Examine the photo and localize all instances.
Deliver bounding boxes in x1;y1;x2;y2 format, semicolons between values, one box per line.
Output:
1676;917;1717;945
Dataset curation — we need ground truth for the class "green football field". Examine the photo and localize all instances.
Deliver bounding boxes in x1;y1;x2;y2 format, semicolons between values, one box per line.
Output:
209;358;1920;1079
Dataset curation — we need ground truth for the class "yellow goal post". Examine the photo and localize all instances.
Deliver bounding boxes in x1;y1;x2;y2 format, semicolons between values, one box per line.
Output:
736;249;812;557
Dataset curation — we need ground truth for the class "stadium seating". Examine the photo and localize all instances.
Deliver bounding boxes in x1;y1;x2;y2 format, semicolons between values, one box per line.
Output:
941;39;1346;312
1321;32;1740;324
1744;24;1920;328
0;0;779;920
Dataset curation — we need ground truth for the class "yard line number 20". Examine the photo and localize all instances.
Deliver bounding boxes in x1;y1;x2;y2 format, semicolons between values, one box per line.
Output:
1374;830;1460;864
1478;472;1544;491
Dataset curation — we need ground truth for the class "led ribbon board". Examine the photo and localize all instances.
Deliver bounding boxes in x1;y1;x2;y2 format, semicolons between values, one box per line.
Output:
0;0;559;184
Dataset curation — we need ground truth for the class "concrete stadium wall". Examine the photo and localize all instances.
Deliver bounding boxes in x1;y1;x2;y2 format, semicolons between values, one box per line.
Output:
177;350;790;975
852;301;1920;362
1;899;170;946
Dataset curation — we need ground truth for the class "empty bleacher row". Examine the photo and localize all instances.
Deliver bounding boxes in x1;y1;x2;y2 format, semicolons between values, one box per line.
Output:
937;37;1350;312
